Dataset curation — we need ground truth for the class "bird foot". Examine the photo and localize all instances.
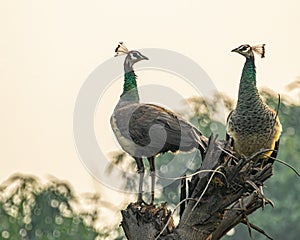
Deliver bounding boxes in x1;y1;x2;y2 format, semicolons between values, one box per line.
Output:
136;198;155;207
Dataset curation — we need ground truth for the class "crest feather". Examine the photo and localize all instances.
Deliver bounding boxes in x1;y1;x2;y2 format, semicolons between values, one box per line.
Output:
115;42;129;57
252;44;265;58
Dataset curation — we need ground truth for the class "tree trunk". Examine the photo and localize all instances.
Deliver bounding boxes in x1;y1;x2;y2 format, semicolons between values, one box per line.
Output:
121;135;274;240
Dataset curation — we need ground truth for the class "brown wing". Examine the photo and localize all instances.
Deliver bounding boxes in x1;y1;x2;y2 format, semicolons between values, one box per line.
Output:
114;103;206;157
129;104;204;150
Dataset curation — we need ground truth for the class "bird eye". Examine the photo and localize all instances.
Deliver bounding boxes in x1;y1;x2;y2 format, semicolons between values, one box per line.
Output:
239;46;249;52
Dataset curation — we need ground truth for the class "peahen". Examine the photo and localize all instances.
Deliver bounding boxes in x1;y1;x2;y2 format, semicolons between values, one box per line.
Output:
226;44;282;164
110;42;207;205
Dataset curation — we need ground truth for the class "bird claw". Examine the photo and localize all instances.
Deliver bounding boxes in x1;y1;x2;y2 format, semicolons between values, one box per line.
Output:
136;198;147;206
136;197;155;207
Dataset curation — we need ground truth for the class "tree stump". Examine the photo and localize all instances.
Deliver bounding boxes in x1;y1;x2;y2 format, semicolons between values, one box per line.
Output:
121;135;274;240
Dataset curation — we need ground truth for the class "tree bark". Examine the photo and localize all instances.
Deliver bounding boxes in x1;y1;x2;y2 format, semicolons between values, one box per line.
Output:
121;135;274;240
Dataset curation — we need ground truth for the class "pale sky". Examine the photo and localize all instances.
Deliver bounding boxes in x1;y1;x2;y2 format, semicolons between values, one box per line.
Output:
1;0;299;228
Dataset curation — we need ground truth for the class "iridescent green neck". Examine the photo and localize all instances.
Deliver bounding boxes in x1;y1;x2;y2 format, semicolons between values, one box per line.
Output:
120;71;140;102
237;57;262;109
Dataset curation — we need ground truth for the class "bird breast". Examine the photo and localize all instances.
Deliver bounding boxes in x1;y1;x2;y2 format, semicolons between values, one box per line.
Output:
110;113;137;157
227;105;282;158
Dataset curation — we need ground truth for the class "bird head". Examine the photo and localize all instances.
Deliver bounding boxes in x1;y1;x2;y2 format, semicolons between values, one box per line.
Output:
231;44;265;59
115;42;149;72
126;50;149;65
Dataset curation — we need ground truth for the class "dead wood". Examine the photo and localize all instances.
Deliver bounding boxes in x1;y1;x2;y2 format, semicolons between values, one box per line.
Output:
121;135;274;240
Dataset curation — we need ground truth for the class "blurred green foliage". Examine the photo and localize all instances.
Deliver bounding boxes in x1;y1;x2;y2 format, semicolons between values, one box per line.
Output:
0;174;109;240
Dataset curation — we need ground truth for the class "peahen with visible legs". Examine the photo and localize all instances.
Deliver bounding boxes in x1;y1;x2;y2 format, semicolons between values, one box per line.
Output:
110;42;207;205
226;44;282;164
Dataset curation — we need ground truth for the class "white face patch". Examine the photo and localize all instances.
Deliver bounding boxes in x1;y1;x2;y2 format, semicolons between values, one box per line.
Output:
130;52;142;60
129;53;136;60
238;45;250;53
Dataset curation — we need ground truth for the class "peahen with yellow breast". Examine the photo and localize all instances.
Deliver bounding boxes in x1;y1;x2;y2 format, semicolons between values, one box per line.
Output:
226;44;282;164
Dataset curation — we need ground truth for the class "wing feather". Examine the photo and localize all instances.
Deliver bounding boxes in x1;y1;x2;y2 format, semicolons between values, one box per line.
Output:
114;103;206;156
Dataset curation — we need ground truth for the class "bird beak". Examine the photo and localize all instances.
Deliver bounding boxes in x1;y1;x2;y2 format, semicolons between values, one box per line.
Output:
231;47;238;53
142;55;149;60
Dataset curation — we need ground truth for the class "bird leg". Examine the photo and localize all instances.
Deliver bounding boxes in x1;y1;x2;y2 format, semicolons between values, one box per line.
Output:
148;157;156;205
135;157;145;205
